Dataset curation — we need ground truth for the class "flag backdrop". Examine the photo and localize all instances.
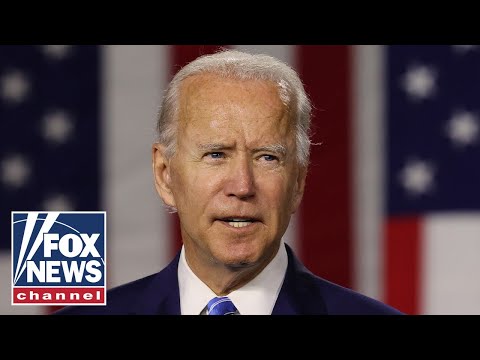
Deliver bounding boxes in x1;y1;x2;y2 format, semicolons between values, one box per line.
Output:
1;45;479;315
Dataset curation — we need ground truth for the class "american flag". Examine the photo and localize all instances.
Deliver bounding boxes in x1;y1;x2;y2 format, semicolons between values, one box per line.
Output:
385;45;480;314
1;45;479;315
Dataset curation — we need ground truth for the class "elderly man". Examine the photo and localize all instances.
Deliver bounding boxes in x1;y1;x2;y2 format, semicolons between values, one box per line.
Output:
55;49;402;315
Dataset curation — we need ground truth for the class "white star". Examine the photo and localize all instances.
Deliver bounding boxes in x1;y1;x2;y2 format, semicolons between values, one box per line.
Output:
399;159;435;196
1;154;31;189
42;45;73;60
43;110;74;144
452;45;477;54
43;194;75;211
401;65;437;101
0;70;30;104
446;110;479;147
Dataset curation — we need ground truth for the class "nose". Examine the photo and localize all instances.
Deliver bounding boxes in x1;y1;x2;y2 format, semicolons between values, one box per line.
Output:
224;155;255;199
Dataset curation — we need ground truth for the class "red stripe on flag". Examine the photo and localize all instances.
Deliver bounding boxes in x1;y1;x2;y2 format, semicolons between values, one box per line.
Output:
384;217;421;314
169;45;229;256
296;45;352;288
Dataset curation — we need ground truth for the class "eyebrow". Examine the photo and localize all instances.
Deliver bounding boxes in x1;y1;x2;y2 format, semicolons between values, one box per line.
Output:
197;143;287;156
253;144;287;156
197;143;233;151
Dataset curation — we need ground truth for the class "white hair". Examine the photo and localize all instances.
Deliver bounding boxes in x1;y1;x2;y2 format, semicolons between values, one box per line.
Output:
156;49;312;167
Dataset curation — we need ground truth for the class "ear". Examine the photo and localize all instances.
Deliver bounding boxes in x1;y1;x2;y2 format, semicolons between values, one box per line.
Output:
152;143;176;209
291;165;307;215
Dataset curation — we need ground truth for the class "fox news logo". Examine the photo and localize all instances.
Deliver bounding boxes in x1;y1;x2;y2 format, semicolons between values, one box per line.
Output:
12;211;106;306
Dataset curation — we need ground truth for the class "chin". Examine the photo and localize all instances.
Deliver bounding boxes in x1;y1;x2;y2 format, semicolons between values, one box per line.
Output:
213;242;266;269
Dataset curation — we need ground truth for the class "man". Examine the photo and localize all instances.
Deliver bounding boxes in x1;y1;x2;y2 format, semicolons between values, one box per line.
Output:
56;49;402;315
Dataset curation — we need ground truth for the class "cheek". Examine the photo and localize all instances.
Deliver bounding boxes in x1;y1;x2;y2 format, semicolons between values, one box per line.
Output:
171;166;222;208
272;173;299;214
170;167;193;206
259;175;291;208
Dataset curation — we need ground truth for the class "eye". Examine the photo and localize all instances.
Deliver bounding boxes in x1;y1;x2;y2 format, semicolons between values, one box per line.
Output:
206;152;225;159
260;154;278;162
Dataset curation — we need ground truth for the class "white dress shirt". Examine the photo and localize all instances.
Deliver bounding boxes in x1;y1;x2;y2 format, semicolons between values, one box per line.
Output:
178;241;288;315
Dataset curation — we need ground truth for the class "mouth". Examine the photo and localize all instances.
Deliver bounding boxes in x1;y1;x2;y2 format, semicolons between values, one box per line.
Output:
215;217;261;228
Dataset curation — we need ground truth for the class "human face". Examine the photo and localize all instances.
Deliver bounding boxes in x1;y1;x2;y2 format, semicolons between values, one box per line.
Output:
154;73;306;271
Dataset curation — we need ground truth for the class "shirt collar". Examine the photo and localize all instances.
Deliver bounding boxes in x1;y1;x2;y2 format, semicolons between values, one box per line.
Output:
178;247;217;315
178;241;288;315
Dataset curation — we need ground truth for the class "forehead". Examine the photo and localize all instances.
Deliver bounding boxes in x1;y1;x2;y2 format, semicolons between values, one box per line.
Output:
178;73;292;135
180;73;282;105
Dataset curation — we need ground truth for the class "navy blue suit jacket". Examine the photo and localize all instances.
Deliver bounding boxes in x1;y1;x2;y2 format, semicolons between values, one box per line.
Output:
55;244;402;315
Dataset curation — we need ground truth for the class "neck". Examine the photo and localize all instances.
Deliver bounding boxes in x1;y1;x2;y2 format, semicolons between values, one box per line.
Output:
184;244;279;295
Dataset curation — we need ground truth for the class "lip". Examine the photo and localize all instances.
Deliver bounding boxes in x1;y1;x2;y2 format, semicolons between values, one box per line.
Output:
215;219;261;232
216;216;261;222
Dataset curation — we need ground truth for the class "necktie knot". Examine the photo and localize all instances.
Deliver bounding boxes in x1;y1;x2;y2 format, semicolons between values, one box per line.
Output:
206;296;237;315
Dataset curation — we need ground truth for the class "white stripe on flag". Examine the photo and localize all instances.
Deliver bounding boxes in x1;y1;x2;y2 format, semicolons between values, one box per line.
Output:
0;253;45;314
421;214;480;314
232;45;299;254
352;45;385;301
103;45;172;288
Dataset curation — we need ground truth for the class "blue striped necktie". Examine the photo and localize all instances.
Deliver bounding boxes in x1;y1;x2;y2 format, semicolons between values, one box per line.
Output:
206;296;237;315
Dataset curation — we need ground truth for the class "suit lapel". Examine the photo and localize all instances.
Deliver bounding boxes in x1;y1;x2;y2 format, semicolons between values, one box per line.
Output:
272;244;328;315
130;252;182;315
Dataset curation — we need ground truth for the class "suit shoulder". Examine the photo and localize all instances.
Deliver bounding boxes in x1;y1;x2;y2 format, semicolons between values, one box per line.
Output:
284;244;403;315
304;272;403;315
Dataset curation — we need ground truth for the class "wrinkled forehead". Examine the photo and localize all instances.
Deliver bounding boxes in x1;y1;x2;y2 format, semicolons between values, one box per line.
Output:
181;73;285;105
174;74;296;148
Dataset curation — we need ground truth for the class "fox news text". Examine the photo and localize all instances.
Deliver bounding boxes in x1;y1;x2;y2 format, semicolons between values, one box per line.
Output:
11;212;106;306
